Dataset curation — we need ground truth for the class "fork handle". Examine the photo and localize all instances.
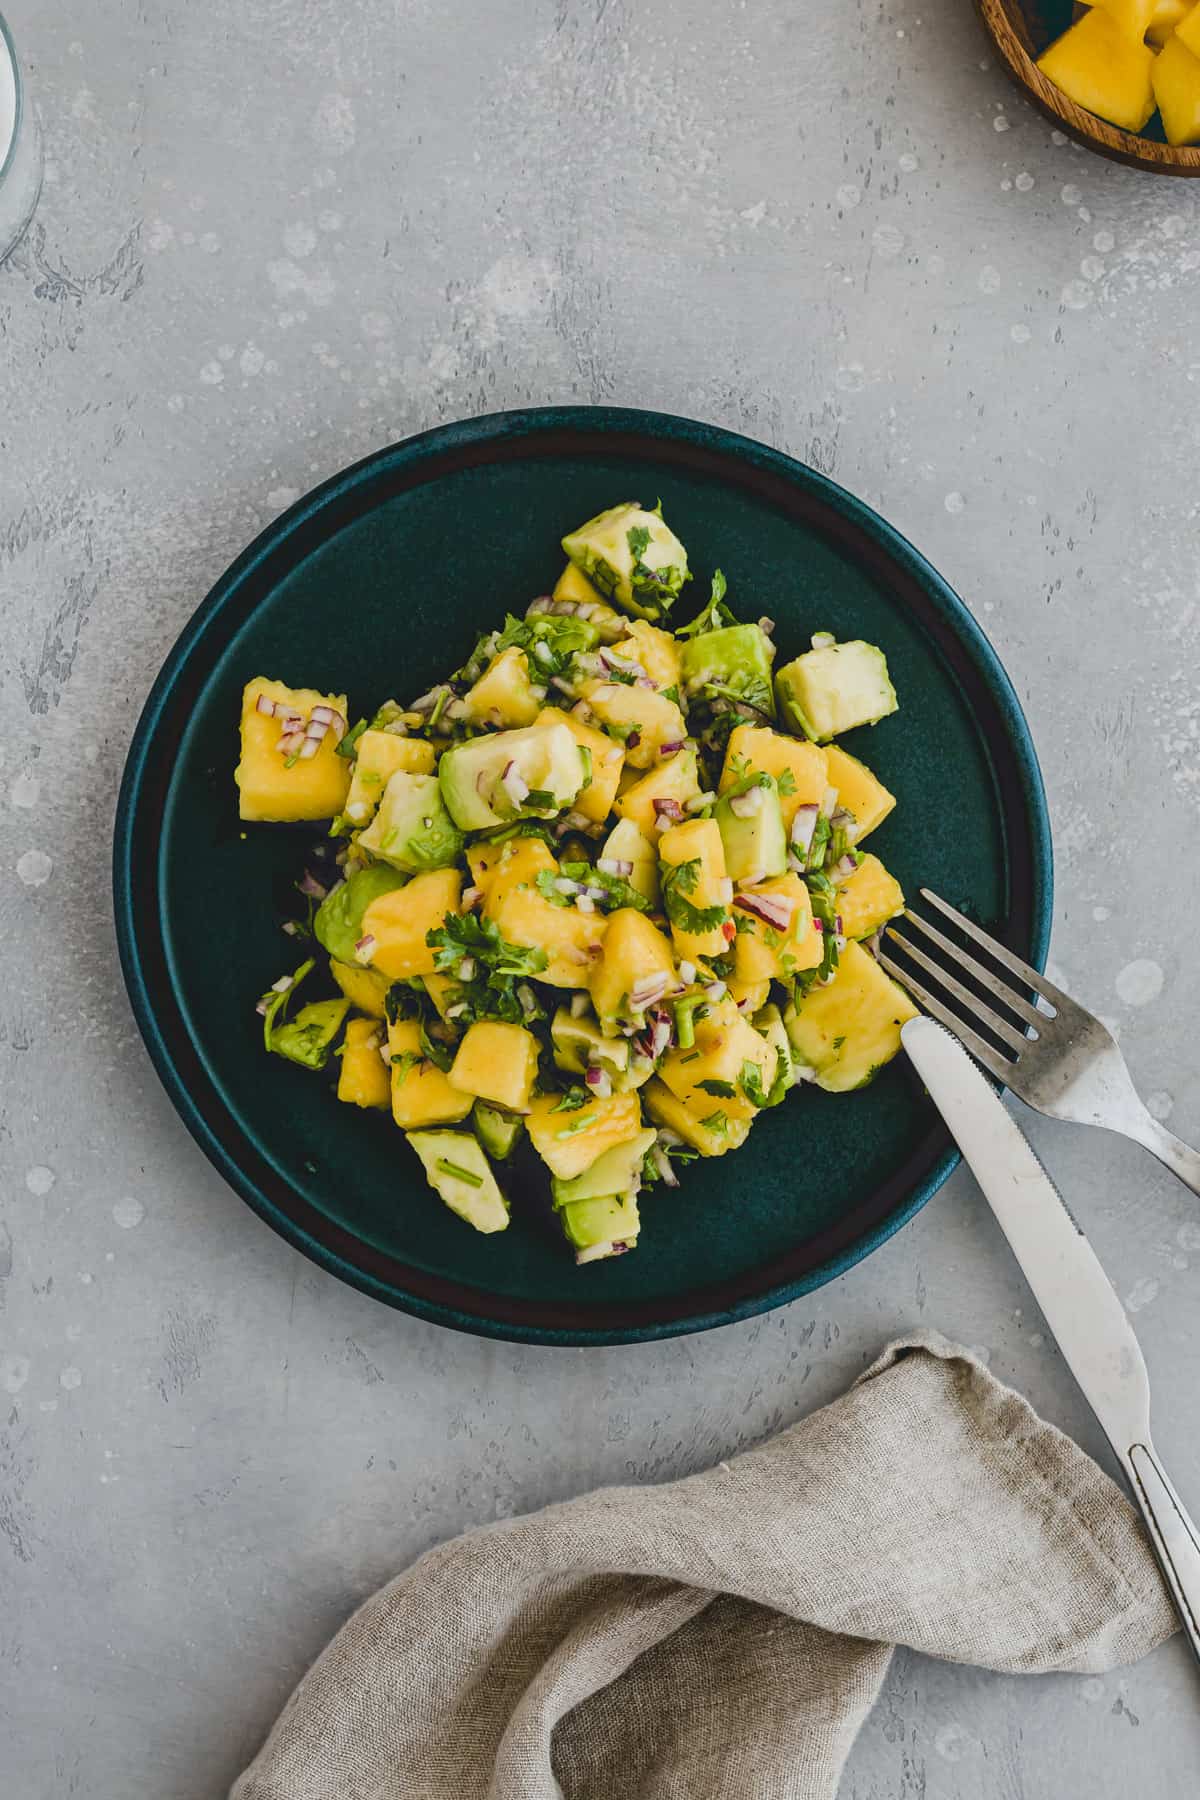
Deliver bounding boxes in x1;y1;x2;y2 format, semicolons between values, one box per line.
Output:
1124;1442;1200;1666
1124;1107;1200;1202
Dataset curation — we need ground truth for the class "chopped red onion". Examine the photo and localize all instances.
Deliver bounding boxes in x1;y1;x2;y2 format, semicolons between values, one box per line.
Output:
811;631;836;650
790;804;820;854
501;760;530;808
585;1065;613;1097
353;933;376;965
378;1042;393;1067
758;616;776;635
255;998;269;1016
554;877;580;896
526;595;552;615
832;854;857;880
822;785;839;816
282;920;301;938
716;877;734;905
728;785;764;819
678;959;696;986
277;730;305;757
297;870;327;900
310;705;336;725
330;712;347;743
457;956;476;982
653;798;685;823
652;1143;679;1187
734;891;794;931
659;740;684;756
298;737;321;760
685;791;715;814
531;640;555;668
576;894;596;914
647;1011;673;1059
812;918;824;933
461;885;483;911
597;856;633;878
445;1003;470;1022
786;852;804;875
271;974;294;993
571;699;593;722
304;718;330;740
517;983;538;1016
625;731;641;750
630;972;670;1010
570;991;590;1018
704;979;727;1002
255;694;278;716
550;675;576;695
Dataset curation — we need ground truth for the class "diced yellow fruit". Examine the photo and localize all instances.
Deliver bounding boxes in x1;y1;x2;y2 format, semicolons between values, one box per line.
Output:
659;996;774;1122
1175;0;1200;51
1085;0;1158;34
526;1092;644;1180
1152;31;1200;141
1036;10;1156;132
448;1020;540;1113
835;854;906;940
387;1018;475;1127
733;873;822;986
537;705;626;822
337;1017;391;1109
659;817;730;961
823;744;896;844
614;750;702;839
422;972;459;1022
341;730;435;829
720;726;829;831
727;974;771;1013
483;837;606;987
235;678;352;822
784;940;918;1093
466;840;505;894
463;647;543;729
329;960;391;1018
611;621;682;691
642;1078;753;1157
1147;0;1189;44
582;681;688;769
589;909;677;1032
552;561;603;606
362;867;462;980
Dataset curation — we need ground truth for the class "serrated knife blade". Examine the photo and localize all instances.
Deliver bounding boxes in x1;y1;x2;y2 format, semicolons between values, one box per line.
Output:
902;1015;1200;1662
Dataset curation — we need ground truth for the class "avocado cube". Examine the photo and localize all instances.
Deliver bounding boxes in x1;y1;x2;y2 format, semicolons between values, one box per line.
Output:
680;623;775;719
559;1193;641;1260
713;776;787;885
315;863;408;966
774;640;897;743
472;1101;525;1162
405;1129;509;1233
269;997;350;1071
356;771;464;874
550;1129;656;1208
784;940;917;1092
438;722;586;833
562;502;691;622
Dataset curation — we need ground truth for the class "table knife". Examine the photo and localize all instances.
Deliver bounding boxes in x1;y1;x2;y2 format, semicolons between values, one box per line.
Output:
902;1015;1200;1663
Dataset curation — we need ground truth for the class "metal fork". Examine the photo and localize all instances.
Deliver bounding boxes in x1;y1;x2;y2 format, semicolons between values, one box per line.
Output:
879;889;1200;1201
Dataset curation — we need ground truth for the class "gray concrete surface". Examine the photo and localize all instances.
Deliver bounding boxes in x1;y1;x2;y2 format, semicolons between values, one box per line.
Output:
3;1;1200;1793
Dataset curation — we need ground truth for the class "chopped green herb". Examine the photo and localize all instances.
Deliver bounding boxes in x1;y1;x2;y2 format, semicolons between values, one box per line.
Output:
336;717;368;760
696;1078;736;1098
660;856;727;936
427;914;547;1025
677;569;736;639
777;768;797;797
700;1109;730;1136
436;1157;483;1188
552;1086;589;1113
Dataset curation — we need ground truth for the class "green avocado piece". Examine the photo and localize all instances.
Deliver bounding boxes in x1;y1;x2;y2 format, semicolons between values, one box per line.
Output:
559;1193;642;1258
314;863;408;964
600;817;660;906
438;722;587;832
269;996;350;1070
680;623;776;719
472;1101;524;1162
774;639;898;743
551;1128;657;1209
356;771;463;873
714;775;787;884
561;502;690;622
405;1129;509;1233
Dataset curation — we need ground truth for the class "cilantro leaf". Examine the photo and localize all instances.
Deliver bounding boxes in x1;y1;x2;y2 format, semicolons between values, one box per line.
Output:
660;857;727;936
536;863;650;915
627;524;652;560
336;717;368;760
427;913;548;1025
676;570;737;639
257;960;315;1052
696;1078;736;1098
699;1109;730;1136
777;768;797;797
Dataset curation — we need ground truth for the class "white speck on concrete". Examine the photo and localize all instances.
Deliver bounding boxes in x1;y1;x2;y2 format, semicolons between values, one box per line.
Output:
1093;229;1115;253
266;259;336;308
26;1166;55;1196
1081;1677;1106;1703
1061;281;1091;311
1;1354;31;1394
59;1366;83;1391
1125;1276;1160;1314
317;209;343;231
1147;1090;1174;1122
740;200;767;226
199;361;224;386
978;265;1000;294
1010;323;1031;344
1080;256;1105;282
934;1724;974;1762
1178;1222;1200;1253
944;491;965;514
993;114;1010;132
1029;1332;1045;1348
836;183;861;209
1115;959;1163;1007
872;224;905;257
1092;905;1110;922
267;486;301;511
898;152;920;172
835;364;865;393
1015;171;1035;192
10;771;39;809
1052;128;1069;144
240;344;265;376
1061;183;1082;206
17;849;52;886
112;1197;145;1230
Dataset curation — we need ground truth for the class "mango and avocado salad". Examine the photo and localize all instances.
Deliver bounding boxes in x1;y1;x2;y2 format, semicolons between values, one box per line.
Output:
236;499;911;1264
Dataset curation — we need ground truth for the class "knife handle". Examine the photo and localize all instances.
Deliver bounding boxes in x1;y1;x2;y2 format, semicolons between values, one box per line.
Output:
1125;1442;1200;1665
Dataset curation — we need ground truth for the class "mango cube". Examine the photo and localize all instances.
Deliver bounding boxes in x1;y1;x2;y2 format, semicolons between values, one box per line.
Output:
387;1018;474;1129
362;867;462;981
526;1091;644;1180
341;729;434;830
1153;30;1200;140
1036;10;1156;133
1147;0;1189;43
236;678;351;822
337;1018;391;1110
448;1021;540;1113
537;705;626;823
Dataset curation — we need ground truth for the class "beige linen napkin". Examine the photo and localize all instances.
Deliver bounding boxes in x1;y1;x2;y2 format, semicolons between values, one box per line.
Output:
232;1332;1176;1800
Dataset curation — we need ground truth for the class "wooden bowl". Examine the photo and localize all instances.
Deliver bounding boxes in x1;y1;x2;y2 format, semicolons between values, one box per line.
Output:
977;0;1200;173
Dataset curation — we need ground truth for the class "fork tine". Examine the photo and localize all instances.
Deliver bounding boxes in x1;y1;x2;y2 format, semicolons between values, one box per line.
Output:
877;948;1015;1084
900;910;1044;1031
885;927;1029;1052
919;889;1072;1014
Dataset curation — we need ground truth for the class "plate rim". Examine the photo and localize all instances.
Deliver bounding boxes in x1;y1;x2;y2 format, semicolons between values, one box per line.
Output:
113;405;1053;1346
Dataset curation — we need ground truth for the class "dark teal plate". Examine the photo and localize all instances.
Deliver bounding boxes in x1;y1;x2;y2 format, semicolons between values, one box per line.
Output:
114;408;1052;1345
